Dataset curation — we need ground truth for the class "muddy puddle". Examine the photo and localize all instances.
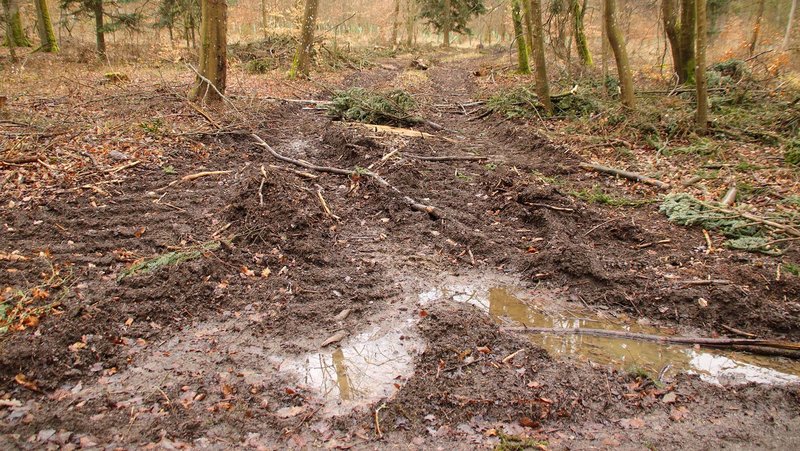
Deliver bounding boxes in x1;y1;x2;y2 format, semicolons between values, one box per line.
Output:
278;319;424;415
420;284;800;386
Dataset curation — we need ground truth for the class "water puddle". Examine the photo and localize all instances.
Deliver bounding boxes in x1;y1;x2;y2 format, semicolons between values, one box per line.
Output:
279;319;423;415
421;285;800;386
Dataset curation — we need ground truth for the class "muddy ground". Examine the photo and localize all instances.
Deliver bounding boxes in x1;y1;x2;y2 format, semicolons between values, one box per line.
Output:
2;51;800;449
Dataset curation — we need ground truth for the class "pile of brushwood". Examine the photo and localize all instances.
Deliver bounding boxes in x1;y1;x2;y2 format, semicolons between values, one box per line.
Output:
326;88;420;126
230;33;377;74
483;85;599;119
661;194;799;255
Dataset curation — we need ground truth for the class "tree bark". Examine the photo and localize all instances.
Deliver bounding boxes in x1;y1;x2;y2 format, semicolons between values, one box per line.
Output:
190;0;227;102
662;0;681;79
604;0;635;109
571;0;592;67
4;0;30;47
261;0;268;39
520;0;534;56
784;0;798;50
289;0;319;78
34;0;58;52
2;0;17;61
695;0;708;134
442;0;452;48
391;0;400;47
529;0;552;114
678;0;695;83
92;0;106;57
511;0;531;74
405;0;417;46
749;0;766;57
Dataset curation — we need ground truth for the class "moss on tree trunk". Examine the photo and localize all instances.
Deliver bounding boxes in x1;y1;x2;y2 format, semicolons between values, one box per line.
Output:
695;0;708;134
604;0;635;109
34;0;58;52
190;0;227;102
289;0;319;79
571;0;592;67
529;0;552;114
3;0;31;47
511;0;530;74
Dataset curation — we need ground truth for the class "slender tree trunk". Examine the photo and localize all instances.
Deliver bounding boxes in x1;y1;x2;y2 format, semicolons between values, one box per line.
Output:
93;0;106;57
662;0;682;79
391;0;400;47
571;0;592;67
678;0;695;84
289;0;319;79
190;0;227;102
520;0;534;56
4;0;30;47
604;0;635;109
190;12;197;48
511;0;531;74
442;0;451;47
405;0;415;46
695;0;708;134
601;0;608;84
783;0;798;50
529;0;552;114
261;0;268;39
34;0;58;52
2;0;17;61
785;0;798;50
749;0;766;57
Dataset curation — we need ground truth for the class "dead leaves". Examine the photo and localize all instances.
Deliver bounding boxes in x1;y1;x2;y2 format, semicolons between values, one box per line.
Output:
321;330;349;347
15;373;40;392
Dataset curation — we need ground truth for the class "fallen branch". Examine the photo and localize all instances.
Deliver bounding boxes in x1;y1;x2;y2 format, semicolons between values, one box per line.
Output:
166;170;232;188
268;164;318;179
579;162;670;190
505;327;800;355
406;154;489;162
251;134;441;219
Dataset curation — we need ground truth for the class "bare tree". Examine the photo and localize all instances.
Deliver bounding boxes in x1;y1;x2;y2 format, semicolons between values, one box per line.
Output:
695;0;708;134
289;0;320;78
34;0;59;52
2;0;18;61
3;0;31;47
391;0;400;47
604;0;635;109
529;0;552;114
662;0;696;84
520;0;534;56
749;0;766;56
785;0;798;50
571;0;592;67
511;0;530;73
190;0;227;102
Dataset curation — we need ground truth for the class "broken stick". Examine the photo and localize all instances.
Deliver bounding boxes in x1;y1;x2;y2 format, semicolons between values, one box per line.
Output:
504;327;800;356
251;134;441;219
579;162;670;190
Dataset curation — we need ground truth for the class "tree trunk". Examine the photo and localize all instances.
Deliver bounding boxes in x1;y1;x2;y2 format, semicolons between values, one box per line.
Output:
289;0;319;79
34;0;58;52
529;0;552;114
749;0;766;57
93;0;106;57
571;0;592;67
2;0;17;61
190;0;227;102
601;0;608;84
695;0;708;134
511;0;531;74
678;0;695;84
784;0;798;50
405;0;417;46
520;0;534;56
4;0;30;47
604;0;635;109
442;0;451;48
261;0;268;39
391;0;400;47
662;0;682;79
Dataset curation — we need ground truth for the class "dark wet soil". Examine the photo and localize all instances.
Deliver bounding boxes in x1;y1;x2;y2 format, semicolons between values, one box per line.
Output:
1;51;799;449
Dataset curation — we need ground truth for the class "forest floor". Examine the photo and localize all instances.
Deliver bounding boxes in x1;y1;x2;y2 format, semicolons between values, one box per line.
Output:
2;47;800;449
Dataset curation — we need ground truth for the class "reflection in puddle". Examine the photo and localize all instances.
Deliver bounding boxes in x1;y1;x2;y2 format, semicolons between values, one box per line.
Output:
421;285;800;385
280;320;422;414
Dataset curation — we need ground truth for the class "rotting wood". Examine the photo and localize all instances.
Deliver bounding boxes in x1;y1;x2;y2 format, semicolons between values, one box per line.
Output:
720;185;737;206
636;239;671;249
579;162;670;189
251;134;442;219
504;327;800;356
